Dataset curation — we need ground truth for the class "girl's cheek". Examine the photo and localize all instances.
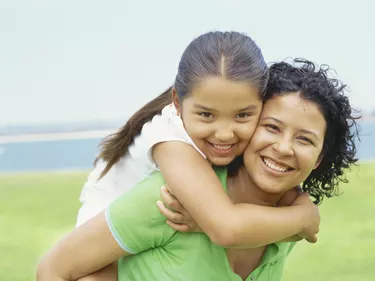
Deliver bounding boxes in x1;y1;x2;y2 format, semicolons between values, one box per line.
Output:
236;124;258;140
189;125;214;138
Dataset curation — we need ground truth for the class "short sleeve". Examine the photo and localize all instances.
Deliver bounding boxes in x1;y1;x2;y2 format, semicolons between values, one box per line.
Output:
286;242;297;255
133;104;206;168
105;172;175;254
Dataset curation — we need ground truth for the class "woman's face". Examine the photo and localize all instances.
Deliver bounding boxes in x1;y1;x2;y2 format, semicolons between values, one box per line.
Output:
243;92;326;195
174;76;263;166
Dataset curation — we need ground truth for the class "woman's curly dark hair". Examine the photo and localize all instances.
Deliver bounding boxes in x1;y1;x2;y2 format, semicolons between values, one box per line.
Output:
265;58;360;204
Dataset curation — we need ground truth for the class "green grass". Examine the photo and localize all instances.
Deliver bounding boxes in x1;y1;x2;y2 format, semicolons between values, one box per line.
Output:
283;162;375;281
1;163;374;281
0;172;86;281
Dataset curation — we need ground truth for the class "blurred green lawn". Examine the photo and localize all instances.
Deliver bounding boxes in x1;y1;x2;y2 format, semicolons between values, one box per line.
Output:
1;163;374;281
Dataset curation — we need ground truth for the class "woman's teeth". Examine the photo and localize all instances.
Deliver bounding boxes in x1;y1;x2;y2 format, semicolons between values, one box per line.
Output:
263;157;290;172
212;144;232;150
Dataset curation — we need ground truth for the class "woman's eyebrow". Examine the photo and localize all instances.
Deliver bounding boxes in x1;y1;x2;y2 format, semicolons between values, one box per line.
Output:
260;116;283;123
260;117;320;139
299;129;319;140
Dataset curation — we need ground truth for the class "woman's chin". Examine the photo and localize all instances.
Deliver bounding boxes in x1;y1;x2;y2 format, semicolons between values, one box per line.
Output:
255;178;287;195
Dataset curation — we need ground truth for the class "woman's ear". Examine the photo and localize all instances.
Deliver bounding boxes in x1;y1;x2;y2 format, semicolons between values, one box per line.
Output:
172;88;181;116
314;154;323;170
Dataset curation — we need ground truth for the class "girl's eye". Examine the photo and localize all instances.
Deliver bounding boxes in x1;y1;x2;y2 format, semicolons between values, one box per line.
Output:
199;112;214;118
236;112;251;119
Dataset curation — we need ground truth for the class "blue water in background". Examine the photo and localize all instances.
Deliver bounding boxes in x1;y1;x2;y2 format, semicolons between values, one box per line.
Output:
0;121;374;173
0;139;100;172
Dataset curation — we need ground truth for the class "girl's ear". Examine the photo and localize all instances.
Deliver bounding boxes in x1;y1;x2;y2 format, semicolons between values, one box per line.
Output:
172;88;181;116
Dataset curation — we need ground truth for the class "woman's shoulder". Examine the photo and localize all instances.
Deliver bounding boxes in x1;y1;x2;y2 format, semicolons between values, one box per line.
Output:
143;170;166;184
128;170;166;194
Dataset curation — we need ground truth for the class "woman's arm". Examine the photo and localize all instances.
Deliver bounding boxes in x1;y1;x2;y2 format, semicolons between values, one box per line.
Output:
153;142;319;248
38;171;174;281
37;213;129;281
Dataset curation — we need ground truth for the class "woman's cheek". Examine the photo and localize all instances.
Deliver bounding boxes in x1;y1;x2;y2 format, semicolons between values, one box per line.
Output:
295;148;320;175
252;128;273;146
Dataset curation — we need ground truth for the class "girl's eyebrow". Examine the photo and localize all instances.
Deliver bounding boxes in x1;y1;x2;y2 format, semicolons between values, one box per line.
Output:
193;104;259;111
238;105;259;111
193;104;213;111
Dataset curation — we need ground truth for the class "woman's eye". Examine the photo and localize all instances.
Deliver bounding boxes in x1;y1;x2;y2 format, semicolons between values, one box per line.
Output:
265;124;279;132
298;136;314;145
199;112;214;118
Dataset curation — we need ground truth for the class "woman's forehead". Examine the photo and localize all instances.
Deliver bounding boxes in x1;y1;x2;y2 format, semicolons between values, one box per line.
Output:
261;94;326;135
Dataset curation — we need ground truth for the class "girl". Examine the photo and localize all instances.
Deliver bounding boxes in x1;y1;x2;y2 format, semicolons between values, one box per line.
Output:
37;59;359;281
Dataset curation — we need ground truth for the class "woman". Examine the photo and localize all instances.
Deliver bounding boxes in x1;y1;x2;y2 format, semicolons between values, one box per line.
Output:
73;31;321;281
37;59;358;281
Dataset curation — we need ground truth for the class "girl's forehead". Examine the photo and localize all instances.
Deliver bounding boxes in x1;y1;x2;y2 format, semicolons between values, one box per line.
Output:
187;77;262;103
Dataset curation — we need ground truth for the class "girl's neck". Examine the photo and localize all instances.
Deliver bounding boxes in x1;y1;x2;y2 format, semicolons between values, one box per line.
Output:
227;166;281;207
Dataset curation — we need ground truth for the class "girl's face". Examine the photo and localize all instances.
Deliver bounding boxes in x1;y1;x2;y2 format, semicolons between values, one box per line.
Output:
174;76;262;166
243;93;326;195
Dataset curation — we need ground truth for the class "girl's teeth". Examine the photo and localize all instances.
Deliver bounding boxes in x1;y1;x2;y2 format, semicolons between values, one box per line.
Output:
263;157;289;172
213;144;232;150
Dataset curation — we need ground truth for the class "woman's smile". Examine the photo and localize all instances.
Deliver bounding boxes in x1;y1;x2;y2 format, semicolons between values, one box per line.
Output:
260;156;295;174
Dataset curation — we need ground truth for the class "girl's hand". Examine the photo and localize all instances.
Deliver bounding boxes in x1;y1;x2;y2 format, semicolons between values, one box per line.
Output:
276;187;319;244
278;234;304;243
276;185;302;207
157;185;202;233
291;192;320;243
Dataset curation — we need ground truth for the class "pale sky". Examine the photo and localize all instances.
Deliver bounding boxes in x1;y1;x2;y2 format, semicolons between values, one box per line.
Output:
1;0;374;126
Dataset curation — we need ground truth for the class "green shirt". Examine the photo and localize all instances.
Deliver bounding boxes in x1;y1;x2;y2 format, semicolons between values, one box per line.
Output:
106;167;296;281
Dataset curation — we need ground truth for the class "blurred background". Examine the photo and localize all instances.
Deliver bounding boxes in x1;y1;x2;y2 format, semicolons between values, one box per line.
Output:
1;1;374;280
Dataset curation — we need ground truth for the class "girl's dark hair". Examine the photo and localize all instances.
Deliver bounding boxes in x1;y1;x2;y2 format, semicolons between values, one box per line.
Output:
265;58;360;204
96;31;268;178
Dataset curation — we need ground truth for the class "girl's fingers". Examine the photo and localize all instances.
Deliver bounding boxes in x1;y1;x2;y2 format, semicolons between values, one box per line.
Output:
160;185;185;213
305;234;318;244
166;220;190;232
156;201;185;224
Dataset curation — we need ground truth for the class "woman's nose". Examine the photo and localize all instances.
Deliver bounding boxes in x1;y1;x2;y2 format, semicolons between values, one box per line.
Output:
273;137;294;156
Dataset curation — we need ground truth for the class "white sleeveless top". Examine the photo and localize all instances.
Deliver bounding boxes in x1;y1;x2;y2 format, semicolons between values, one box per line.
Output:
76;104;205;226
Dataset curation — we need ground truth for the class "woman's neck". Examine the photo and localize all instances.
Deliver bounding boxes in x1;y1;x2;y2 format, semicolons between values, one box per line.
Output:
227;166;282;207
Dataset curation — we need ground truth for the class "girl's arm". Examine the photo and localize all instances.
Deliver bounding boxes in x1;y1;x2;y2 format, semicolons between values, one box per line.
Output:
158;185;313;243
37;213;129;281
76;263;117;281
153;141;319;248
